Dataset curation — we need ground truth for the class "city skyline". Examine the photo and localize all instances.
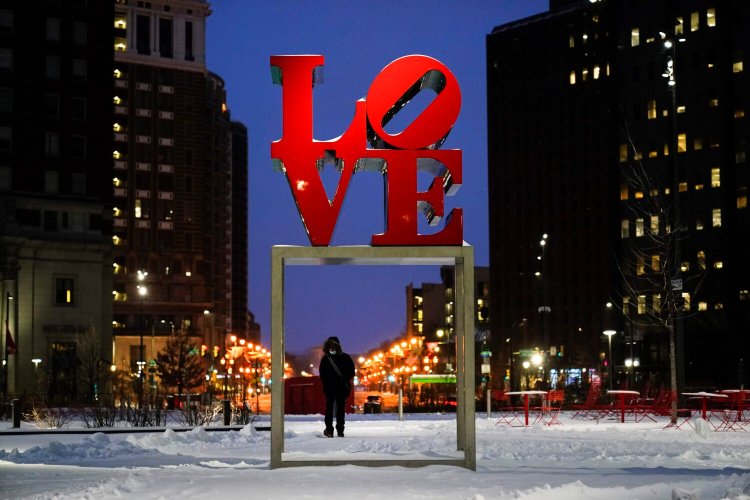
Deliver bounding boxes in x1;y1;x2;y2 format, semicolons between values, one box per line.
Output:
205;0;548;355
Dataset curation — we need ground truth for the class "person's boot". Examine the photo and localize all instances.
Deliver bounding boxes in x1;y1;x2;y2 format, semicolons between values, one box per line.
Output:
336;427;344;437
323;428;334;438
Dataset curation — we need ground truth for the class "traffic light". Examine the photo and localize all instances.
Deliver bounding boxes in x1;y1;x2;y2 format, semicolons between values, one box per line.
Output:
213;345;220;358
201;344;207;357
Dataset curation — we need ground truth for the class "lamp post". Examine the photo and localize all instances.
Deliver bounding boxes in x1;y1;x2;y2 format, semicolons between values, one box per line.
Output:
136;269;148;407
604;329;616;390
661;31;687;403
3;291;13;400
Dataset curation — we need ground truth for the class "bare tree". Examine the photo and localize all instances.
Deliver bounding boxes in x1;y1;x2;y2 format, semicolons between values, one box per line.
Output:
76;324;112;404
615;135;706;423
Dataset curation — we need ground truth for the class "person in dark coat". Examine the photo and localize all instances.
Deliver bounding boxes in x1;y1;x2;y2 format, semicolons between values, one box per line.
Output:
318;336;355;437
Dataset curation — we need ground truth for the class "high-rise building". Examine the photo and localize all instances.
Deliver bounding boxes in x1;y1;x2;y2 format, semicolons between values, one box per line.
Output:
487;0;749;390
407;267;490;376
110;0;251;378
0;1;114;401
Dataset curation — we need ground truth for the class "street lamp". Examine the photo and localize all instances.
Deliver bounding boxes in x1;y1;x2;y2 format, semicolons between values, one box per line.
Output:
603;329;616;390
137;270;148;407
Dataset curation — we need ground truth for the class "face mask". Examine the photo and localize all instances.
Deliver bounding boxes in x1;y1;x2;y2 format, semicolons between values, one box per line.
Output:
328;349;337;355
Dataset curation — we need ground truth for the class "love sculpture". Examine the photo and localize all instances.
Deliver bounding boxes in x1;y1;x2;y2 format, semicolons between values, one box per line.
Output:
270;54;463;246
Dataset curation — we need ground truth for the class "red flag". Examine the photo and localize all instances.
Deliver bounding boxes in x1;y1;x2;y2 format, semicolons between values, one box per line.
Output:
5;320;16;355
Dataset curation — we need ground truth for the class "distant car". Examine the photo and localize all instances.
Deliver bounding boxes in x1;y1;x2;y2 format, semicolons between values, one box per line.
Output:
363;394;383;414
443;396;458;412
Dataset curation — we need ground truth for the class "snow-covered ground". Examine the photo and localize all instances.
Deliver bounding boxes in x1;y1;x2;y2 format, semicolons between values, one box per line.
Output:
1;412;749;499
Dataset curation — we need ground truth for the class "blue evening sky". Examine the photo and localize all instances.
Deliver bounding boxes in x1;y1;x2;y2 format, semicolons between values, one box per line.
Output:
205;0;548;355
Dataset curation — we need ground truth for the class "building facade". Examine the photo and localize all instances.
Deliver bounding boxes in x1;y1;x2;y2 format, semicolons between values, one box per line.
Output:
110;0;251;385
0;1;114;401
487;0;749;390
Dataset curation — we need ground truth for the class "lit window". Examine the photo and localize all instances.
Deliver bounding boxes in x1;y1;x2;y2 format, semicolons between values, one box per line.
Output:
681;261;690;272
679;182;688;192
631;28;640;47
650;216;659;235
619;144;628;162
694;137;703;150
582;68;589;81
696;217;704;230
55;278;74;305
115;38;127;52
707;8;716;27
135;199;142;218
690;11;699;32
664;143;670;156
569;71;576;85
634;151;642;161
114;14;127;29
740;290;749;301
113;96;121;105
677;133;687;152
697;251;706;270
695;184;704;191
114;68;122;79
647;99;657;119
593;65;601;79
698;302;708;311
569;34;575;48
714;261;723;269
653;295;661;314
620;183;629;200
737;151;746;163
636;256;645;275
735;109;745;118
635;218;644;237
712;208;721;227
651;255;660;271
738;190;747;209
709;98;719;107
648;150;658;158
637;295;646;315
711;168;720;188
634;191;644;199
620;220;629;238
677;105;686;113
714;303;724;310
734;60;744;73
682;292;691;311
675;17;684;35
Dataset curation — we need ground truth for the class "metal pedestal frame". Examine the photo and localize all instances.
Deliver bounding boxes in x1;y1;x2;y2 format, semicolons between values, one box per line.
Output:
270;244;476;470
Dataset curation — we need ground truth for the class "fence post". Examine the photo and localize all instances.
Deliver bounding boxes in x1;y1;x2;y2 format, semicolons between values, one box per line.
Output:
11;398;21;428
398;388;404;421
486;389;491;419
222;399;231;425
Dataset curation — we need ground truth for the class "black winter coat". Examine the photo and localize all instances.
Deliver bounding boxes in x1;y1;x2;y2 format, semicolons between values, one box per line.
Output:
319;352;355;396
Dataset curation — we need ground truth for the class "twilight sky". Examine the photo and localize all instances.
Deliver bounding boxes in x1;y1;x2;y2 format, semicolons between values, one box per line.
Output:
205;0;548;355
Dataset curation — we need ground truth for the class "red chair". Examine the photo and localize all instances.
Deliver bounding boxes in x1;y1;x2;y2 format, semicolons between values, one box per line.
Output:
570;382;607;420
494;390;524;427
536;389;565;426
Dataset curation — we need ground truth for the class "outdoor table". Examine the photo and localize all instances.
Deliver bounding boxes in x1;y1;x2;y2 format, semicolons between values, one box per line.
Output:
682;392;728;420
720;389;749;422
505;390;547;426
607;389;640;423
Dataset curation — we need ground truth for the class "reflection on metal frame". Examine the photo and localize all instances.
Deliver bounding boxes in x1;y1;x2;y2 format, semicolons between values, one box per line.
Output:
270;244;475;470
